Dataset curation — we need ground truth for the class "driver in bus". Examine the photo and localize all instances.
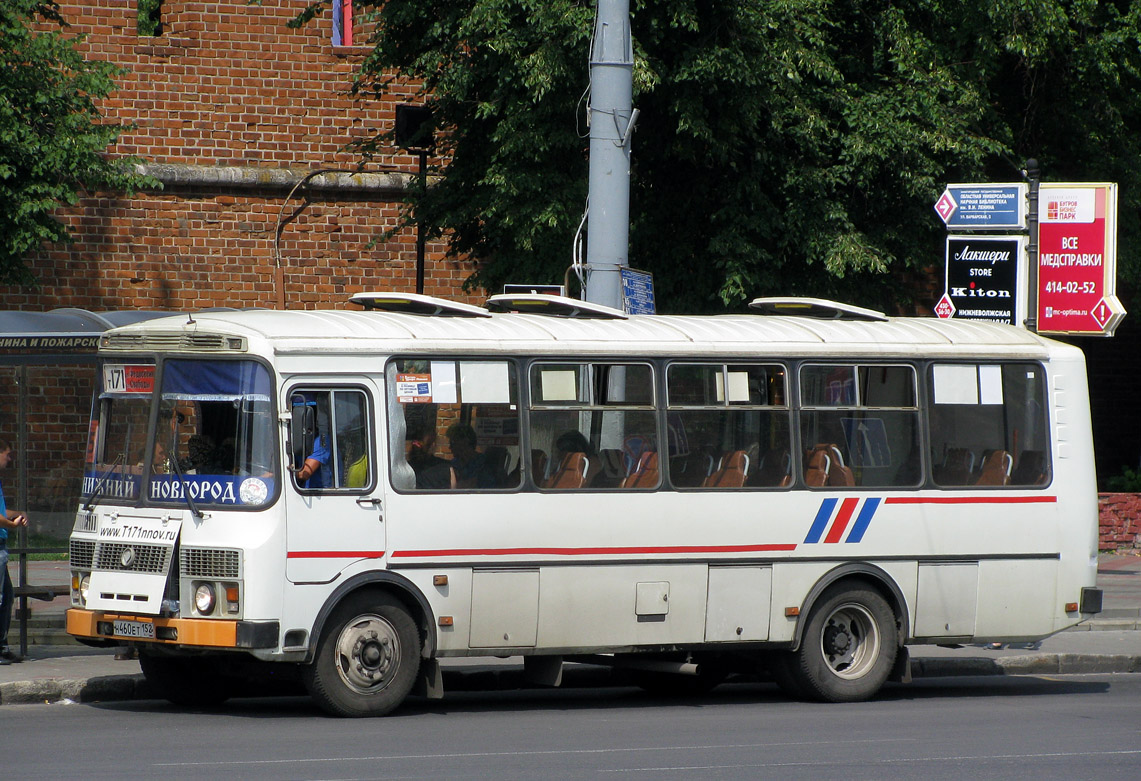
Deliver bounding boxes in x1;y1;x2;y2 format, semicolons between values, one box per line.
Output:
294;428;330;489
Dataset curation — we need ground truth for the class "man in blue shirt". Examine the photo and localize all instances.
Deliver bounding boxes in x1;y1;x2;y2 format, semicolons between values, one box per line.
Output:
0;439;29;665
294;433;331;489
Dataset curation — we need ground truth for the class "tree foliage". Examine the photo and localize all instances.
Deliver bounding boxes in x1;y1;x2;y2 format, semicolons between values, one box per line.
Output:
300;0;1141;312
0;0;153;285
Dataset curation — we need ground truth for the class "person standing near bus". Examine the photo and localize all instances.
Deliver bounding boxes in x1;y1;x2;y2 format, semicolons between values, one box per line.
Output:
0;439;29;665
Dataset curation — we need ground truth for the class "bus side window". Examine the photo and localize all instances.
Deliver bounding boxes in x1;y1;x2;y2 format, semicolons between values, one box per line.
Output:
387;359;522;492
666;363;791;491
528;362;658;491
928;363;1049;488
800;364;920;489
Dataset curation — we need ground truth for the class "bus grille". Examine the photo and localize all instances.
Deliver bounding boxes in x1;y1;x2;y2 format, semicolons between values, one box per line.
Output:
180;547;241;579
94;542;171;573
70;540;96;569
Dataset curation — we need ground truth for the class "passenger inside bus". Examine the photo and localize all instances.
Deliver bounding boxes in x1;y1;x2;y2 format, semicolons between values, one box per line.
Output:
406;426;453;490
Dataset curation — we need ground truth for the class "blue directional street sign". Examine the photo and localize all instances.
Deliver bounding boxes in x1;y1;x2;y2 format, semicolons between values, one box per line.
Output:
935;183;1027;230
620;268;656;314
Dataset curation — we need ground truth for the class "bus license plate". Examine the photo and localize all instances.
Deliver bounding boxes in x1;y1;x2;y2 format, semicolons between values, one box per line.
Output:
113;620;155;640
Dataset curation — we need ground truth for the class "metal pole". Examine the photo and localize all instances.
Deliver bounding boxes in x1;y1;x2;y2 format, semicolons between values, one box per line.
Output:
584;0;635;309
1024;159;1040;332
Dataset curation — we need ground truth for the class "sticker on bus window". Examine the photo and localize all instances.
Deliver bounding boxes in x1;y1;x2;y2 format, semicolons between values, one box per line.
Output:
396;374;433;403
103;364;154;394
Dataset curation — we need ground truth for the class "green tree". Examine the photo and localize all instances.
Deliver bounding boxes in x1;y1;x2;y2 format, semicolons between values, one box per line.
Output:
297;0;1141;312
0;0;153;285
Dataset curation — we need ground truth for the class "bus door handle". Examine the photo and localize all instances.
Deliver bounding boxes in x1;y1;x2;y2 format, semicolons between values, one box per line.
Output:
356;496;383;518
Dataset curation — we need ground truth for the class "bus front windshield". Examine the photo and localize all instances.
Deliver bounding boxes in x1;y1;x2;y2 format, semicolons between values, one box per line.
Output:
83;359;277;509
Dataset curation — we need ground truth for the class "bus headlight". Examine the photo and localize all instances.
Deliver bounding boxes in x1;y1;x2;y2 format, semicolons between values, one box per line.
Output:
194;582;217;615
79;574;90;607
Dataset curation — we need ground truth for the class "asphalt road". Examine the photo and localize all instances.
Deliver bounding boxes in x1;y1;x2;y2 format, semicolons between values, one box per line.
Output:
5;674;1140;780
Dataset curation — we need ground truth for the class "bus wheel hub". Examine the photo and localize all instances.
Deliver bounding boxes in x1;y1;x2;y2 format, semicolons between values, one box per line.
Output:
338;616;399;692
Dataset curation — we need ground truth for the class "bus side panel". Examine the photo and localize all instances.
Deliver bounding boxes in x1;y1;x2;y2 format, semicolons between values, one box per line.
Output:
535;565;708;649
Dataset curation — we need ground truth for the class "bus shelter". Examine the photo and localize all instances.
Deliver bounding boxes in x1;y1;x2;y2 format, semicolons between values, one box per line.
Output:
0;309;190;654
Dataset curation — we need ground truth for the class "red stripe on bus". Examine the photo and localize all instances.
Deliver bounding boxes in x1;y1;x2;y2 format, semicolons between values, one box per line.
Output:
883;496;1057;505
286;551;385;559
391;543;798;558
824;497;860;543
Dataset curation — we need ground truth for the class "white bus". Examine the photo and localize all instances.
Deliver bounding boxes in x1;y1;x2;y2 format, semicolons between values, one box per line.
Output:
67;294;1103;716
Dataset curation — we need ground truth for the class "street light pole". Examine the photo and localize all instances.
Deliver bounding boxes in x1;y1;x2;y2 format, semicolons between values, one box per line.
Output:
584;0;636;309
395;104;435;296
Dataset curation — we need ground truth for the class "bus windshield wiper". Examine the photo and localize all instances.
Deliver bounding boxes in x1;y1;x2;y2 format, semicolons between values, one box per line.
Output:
82;452;125;511
166;427;204;520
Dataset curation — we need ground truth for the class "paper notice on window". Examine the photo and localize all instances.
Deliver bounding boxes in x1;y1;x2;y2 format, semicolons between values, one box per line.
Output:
396;374;432;403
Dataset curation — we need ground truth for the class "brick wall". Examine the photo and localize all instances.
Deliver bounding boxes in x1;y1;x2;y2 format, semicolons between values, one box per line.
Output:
3;0;478;312
1100;493;1141;551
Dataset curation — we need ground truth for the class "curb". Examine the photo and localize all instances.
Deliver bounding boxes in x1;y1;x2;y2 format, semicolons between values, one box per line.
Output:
4;653;1141;706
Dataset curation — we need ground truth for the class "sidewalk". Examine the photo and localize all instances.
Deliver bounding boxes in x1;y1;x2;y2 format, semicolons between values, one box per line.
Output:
3;553;1140;706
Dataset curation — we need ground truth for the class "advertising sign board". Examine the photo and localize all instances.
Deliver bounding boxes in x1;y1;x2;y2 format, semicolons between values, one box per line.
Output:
1036;183;1125;336
943;236;1025;325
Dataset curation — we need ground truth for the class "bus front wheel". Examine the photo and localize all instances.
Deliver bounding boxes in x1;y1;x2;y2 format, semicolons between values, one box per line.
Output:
789;585;898;702
303;592;421;717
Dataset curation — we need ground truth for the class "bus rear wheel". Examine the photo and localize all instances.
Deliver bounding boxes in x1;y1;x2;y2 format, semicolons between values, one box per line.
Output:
303;592;421;717
788;585;898;703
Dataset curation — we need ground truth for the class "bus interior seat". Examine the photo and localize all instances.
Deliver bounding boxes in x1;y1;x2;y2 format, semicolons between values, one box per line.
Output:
804;445;832;487
621;451;659;489
825;445;855;487
974;450;1013;486
594;448;627;488
753;448;791;487
934;447;975;486
481;445;511;488
1011;450;1047;485
704;450;749;488
545;451;588;489
531;449;548;486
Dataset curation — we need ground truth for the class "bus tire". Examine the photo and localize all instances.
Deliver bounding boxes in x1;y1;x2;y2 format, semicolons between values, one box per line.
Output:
791;585;898;703
139;653;232;707
303;592;421;717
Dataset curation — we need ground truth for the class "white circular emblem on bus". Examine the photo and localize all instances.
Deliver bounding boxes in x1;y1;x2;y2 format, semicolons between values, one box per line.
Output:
239;478;269;505
120;547;136;568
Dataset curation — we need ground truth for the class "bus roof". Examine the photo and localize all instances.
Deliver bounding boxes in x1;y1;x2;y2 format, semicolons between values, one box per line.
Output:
99;308;1073;361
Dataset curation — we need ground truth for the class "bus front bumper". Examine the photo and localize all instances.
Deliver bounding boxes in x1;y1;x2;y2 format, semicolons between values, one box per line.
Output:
67;609;279;649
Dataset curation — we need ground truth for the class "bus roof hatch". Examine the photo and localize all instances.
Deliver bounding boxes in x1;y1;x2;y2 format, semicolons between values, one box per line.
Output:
748;297;889;322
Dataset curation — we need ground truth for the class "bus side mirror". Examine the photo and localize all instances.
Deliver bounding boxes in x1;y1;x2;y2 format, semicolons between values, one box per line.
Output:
290;405;316;468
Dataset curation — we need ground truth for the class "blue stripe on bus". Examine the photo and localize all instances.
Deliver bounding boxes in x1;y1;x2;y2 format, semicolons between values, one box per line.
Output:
845;497;881;543
804;498;838;544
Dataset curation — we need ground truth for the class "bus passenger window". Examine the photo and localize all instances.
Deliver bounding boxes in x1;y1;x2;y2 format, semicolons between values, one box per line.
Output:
529;362;657;490
799;364;920;489
929;363;1049;488
666;363;791;490
387;359;522;492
